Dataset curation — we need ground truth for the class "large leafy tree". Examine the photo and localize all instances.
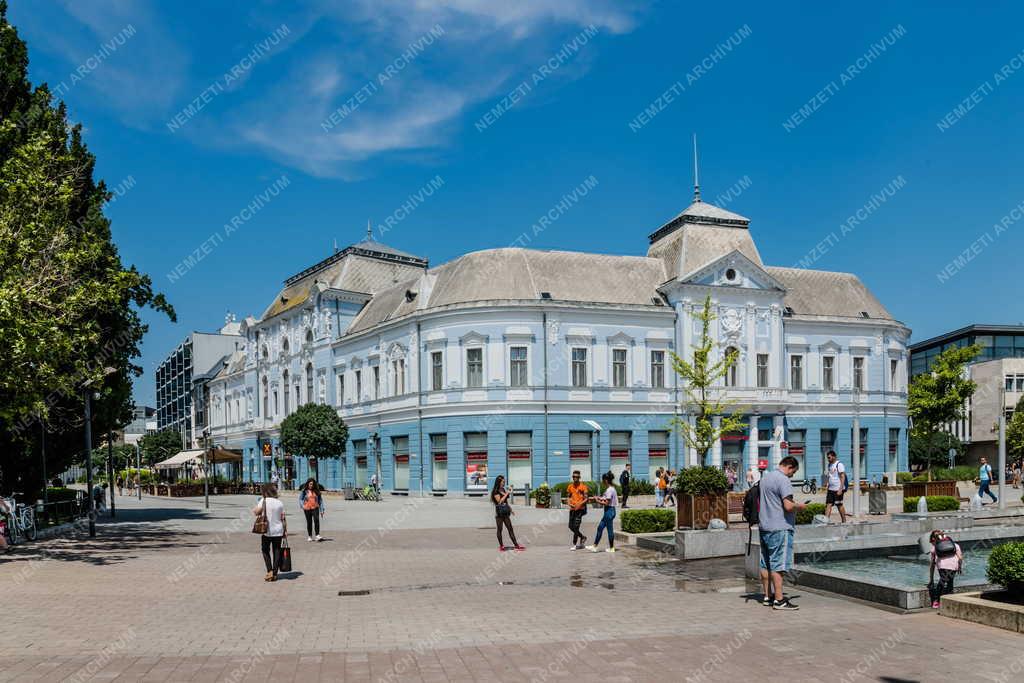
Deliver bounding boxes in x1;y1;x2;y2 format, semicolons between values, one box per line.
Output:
670;296;746;465
0;2;173;496
907;344;980;470
279;403;349;483
138;429;184;470
1007;395;1024;462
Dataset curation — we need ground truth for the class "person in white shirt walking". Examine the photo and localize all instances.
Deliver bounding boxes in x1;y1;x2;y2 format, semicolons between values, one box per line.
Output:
253;484;288;582
824;450;847;523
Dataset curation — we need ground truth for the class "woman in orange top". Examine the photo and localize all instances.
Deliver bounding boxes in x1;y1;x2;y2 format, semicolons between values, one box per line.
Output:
298;478;324;542
566;470;589;550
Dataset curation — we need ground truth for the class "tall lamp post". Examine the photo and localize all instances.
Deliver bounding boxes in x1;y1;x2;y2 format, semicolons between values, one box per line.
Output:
852;388;861;519
81;366;117;538
998;381;1007;511
107;428;116;519
202;428;210;510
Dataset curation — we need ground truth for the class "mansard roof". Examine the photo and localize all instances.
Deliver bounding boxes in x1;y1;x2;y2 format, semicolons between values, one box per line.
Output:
346;248;669;335
767;267;894;321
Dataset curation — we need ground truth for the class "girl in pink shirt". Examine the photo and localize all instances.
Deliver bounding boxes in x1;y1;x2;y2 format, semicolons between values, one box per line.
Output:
928;530;963;609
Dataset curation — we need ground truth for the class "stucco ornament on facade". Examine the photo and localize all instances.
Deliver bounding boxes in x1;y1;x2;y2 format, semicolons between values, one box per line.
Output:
721;307;743;342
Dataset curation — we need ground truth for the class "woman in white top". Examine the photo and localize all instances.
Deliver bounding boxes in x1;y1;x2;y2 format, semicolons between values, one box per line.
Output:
586;472;619;553
253;484;287;581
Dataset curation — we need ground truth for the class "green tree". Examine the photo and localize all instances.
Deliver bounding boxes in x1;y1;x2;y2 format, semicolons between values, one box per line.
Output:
139;429;184;470
279;403;349;483
1007;395;1024;462
0;3;173;495
907;344;980;471
909;431;963;469
670;296;747;465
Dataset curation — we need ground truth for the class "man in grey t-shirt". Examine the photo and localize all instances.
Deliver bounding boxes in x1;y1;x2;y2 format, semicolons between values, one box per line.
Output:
758;456;806;611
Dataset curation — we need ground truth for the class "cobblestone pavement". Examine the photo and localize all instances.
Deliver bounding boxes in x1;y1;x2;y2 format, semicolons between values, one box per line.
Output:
2;495;1022;682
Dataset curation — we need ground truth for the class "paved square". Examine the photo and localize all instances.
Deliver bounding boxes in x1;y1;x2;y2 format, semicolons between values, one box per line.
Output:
2;493;1021;682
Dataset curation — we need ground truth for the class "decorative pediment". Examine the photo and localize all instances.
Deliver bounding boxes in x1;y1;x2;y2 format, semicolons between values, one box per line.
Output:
680;250;786;291
819;339;842;353
387;342;407;360
459;331;489;346
606;331;634;347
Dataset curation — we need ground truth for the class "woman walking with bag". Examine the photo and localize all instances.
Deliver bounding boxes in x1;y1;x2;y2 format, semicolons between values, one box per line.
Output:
586;472;619;553
491;475;524;552
253;483;287;581
299;478;324;542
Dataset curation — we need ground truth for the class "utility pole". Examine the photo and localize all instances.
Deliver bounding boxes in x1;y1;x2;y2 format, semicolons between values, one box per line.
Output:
998;382;1007;510
852;389;861;518
83;390;96;538
107;429;116;518
136;442;142;501
41;420;48;505
202;428;210;510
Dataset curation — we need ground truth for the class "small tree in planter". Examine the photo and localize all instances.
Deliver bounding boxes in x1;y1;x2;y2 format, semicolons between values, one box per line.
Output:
675;466;730;529
670;295;747;467
534;483;551;508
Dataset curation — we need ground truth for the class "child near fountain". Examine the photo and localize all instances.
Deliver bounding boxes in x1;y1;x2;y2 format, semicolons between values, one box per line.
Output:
928;530;963;609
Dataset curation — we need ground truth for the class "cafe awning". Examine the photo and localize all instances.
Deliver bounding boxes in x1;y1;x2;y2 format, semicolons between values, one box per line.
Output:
154;448;243;469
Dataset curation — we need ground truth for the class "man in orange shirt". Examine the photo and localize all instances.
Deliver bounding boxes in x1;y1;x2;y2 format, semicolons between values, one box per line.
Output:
567;470;589;550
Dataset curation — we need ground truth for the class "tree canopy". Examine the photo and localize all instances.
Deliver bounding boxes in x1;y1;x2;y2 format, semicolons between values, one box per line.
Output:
1008;395;1024;462
670;296;746;463
907;344;979;470
0;1;173;495
279;403;349;480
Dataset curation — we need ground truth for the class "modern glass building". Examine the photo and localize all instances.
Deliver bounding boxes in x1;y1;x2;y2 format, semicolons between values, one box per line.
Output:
909;324;1024;377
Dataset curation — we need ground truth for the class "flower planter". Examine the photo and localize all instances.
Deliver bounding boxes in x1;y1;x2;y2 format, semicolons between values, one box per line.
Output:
677;493;729;530
902;480;957;499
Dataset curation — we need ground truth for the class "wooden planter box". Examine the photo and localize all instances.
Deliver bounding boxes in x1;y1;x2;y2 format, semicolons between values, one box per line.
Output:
902;480;958;499
677;493;729;530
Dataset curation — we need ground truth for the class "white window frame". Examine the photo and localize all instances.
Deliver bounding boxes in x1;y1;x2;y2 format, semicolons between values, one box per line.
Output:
336;370;345;406
756;353;769;388
466;347;484;388
822;355;835;392
853;356;866;392
431;351;444;391
509;345;529;388
571;347;589;388
611;347;629;388
790;355;804;391
650;350;665;388
890;358;899;391
373;365;381;399
723;346;739;387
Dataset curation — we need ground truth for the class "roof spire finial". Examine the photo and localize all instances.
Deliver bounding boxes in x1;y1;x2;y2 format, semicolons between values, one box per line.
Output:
692;133;701;203
366;219;372;241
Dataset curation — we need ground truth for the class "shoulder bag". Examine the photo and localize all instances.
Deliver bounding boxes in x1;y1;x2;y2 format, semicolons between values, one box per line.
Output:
252;497;269;535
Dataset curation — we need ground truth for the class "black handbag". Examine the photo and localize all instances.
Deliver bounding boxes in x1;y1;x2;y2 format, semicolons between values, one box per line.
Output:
278;538;292;573
496;502;512;517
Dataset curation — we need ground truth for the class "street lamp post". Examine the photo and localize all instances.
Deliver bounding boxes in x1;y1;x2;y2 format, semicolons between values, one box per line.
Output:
202;428;210;510
41;419;48;505
852;389;861;519
107;428;116;519
136;442;142;501
998;382;1007;511
83;390;96;538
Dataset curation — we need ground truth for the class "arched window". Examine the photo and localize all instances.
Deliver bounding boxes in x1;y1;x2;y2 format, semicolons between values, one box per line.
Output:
306;363;314;403
261;345;269;361
282;337;290;356
305;328;313;344
724;347;739;387
283;370;290;414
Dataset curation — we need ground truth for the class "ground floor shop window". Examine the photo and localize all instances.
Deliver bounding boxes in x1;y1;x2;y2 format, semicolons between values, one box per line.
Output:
786;429;806;481
354;439;367;487
610;431;631;478
393;436;410;490
851;427;868;480
888;428;899;473
569;431;593;482
507;431;532;489
648;430;668;481
465;432;488;491
431;434;447;491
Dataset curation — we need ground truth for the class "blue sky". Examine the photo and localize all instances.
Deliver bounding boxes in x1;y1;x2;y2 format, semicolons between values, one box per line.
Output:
10;0;1024;406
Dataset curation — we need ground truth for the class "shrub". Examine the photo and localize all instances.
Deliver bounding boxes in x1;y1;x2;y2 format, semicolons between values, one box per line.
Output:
931;466;976;482
627;479;656;496
795;503;827;525
45;487;80;503
534;483;551;508
676;466;729;496
896;472;914;484
902;495;960;513
621;508;676;533
987;542;1024;595
912;475;928;483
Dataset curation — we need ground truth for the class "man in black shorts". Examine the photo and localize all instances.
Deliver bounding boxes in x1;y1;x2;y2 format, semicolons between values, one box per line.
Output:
824;450;847;523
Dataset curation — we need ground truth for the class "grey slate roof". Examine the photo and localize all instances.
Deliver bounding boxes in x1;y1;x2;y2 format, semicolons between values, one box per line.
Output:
346;248;669;335
767;267;893;320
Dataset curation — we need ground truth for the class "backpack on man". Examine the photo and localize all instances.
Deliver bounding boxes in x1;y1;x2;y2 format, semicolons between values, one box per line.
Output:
742;483;761;557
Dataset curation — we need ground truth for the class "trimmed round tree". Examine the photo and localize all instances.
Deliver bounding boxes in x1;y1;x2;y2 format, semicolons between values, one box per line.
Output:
279;404;349;486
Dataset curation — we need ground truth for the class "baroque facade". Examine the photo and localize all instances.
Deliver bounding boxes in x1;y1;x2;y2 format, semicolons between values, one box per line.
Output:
204;195;910;493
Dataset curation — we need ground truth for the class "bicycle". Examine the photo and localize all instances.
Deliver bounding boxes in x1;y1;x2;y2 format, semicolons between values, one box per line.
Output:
800;479;818;495
357;485;382;502
2;497;37;544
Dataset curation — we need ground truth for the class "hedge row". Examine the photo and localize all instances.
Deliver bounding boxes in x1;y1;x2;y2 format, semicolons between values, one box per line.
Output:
903;495;960;513
621;508;676;533
795;503;827;525
987;542;1024;594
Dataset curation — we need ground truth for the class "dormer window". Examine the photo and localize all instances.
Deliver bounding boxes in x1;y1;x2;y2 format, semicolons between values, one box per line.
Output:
725;268;737;282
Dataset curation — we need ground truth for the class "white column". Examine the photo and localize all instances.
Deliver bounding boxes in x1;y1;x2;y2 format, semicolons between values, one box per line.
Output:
772;414;784;468
711;416;722;468
747;414;759;486
746;305;756;386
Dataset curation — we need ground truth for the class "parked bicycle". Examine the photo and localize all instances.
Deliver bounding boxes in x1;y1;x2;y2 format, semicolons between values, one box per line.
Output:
1;496;37;544
800;479;818;495
356;485;382;502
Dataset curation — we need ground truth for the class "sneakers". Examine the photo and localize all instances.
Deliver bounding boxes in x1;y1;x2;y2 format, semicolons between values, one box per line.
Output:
499;546;508;552
772;598;799;611
514;545;525;551
585;545;597;552
315;534;323;542
606;547;617;553
575;543;585;550
931;600;940;609
307;536;313;542
761;595;773;607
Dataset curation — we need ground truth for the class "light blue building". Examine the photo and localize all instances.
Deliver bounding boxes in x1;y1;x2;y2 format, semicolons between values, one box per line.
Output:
204;194;910;494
